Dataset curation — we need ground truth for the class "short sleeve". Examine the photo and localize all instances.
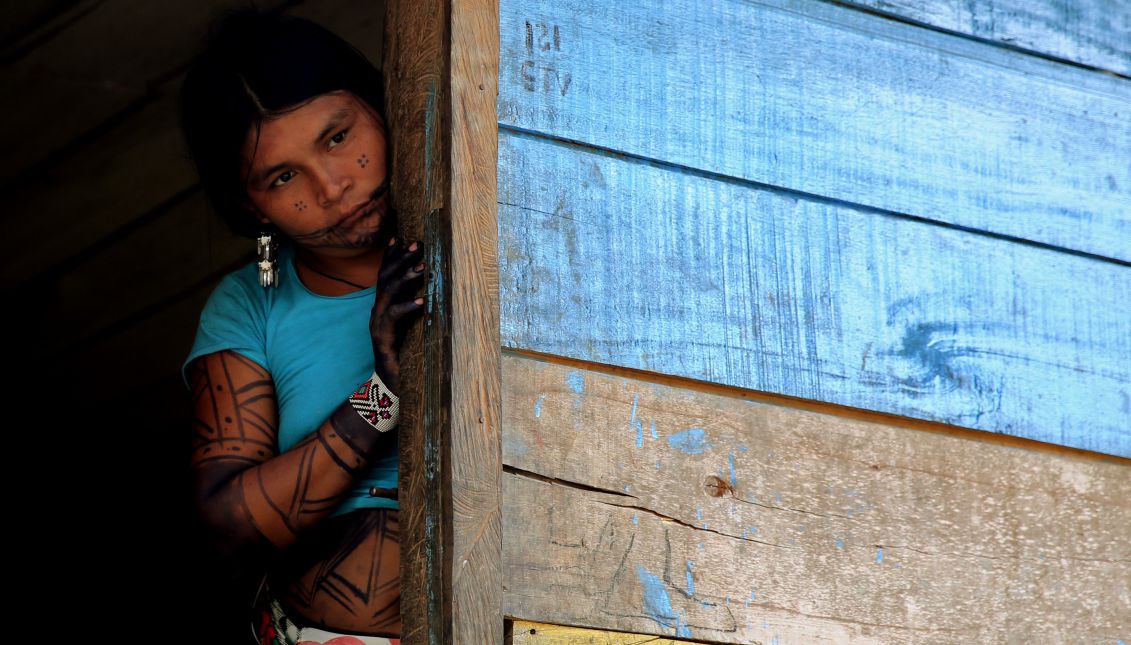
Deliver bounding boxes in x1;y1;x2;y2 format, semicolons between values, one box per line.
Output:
181;270;269;390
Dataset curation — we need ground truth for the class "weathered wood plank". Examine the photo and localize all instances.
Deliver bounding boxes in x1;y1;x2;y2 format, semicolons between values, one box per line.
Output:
384;0;502;641
500;353;1131;643
510;619;697;644
498;130;1131;457
838;0;1131;75
498;0;1131;262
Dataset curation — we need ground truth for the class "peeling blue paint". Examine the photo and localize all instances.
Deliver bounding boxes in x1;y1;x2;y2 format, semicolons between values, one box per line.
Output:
774;492;782;504
728;450;737;486
737;444;748;452
534;394;545;418
630;393;644;448
655;459;661;469
696;507;702;520
835;538;845;549
697;542;705;551
685;560;695;595
567;371;585;394
668;427;713;454
650;420;658;439
633;513;638;525
676;610;692;637
876;547;884;563
637;565;691;636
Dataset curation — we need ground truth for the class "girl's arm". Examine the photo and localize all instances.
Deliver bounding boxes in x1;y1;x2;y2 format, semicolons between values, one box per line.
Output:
186;349;395;565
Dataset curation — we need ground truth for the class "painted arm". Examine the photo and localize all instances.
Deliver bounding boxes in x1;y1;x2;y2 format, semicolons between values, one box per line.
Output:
187;350;395;564
187;237;428;565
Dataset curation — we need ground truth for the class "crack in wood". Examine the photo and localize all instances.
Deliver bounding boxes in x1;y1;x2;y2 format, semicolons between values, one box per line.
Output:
505;464;639;499
591;499;794;550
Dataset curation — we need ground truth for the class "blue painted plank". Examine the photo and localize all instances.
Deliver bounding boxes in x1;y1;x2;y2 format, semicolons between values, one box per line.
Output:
838;0;1131;75
499;0;1131;262
497;130;1131;457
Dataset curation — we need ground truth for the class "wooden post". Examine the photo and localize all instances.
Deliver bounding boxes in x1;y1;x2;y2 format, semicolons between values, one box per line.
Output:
384;0;501;642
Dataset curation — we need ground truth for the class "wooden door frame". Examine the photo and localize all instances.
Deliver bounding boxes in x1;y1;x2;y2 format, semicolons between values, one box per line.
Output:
384;0;502;642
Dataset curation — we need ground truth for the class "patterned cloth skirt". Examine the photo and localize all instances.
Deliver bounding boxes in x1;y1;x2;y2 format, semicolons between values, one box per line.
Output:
252;578;401;645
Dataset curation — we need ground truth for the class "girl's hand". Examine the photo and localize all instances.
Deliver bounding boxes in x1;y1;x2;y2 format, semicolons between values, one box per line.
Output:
369;236;427;395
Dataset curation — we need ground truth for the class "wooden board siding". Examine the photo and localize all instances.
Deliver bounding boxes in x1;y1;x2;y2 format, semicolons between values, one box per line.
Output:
500;353;1131;643
510;619;697;643
498;0;1131;263
838;0;1131;75
384;0;502;641
497;130;1131;458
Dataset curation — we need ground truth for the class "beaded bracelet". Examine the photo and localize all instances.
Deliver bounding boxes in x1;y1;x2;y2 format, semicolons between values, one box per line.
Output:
348;371;400;433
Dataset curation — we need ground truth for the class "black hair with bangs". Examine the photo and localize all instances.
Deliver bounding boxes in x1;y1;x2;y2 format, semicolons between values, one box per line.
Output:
179;6;390;239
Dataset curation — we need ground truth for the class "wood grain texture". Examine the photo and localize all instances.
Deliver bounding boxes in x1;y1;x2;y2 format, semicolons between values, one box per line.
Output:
510;619;697;644
385;0;502;641
384;1;449;641
449;0;504;640
497;0;1131;262
497;130;1131;458
500;353;1131;643
837;0;1131;75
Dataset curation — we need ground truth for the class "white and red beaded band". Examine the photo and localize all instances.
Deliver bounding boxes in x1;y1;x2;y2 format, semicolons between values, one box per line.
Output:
347;371;400;433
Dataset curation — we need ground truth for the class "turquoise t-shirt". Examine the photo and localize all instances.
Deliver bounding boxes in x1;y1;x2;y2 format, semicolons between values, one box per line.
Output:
181;240;398;516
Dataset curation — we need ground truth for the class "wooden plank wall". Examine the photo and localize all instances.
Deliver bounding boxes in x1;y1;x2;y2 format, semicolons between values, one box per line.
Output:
497;0;1131;642
497;0;1131;458
501;354;1130;642
4;1;386;638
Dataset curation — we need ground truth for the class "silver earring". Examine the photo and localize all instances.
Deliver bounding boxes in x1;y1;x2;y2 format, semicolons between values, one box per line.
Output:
257;231;280;288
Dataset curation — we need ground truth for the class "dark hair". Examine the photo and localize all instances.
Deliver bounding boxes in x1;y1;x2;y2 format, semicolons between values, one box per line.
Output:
179;7;389;239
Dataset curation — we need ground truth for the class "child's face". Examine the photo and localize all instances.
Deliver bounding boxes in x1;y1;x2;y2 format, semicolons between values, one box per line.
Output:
240;89;389;252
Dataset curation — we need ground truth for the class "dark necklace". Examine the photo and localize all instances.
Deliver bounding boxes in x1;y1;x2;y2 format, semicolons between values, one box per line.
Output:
296;253;368;290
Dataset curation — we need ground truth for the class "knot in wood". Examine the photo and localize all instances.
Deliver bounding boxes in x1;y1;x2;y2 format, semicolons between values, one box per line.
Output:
704;474;734;497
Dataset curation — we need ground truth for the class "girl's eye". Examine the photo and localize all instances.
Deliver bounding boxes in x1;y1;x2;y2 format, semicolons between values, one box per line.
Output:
271;170;294;188
329;129;348;147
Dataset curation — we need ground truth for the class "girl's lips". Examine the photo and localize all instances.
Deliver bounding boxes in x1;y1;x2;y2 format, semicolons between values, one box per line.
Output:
341;199;374;225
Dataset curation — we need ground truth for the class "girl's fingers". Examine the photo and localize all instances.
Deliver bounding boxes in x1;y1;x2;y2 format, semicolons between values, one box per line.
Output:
380;246;423;284
385;297;425;323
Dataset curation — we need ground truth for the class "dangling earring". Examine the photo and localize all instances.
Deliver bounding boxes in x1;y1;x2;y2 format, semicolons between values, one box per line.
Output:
257;231;280;288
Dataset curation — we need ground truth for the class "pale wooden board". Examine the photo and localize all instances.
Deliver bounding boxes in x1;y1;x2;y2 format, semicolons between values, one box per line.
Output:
450;0;505;638
510;619;697;644
838;0;1131;75
500;353;1131;643
498;0;1131;262
497;130;1131;458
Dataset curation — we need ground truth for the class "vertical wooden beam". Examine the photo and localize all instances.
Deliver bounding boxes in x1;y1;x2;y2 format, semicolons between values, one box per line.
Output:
384;0;501;642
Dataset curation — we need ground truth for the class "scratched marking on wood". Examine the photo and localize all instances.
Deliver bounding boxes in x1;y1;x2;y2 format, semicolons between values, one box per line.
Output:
510;619;697;643
497;130;1131;457
498;0;1131;261
500;354;1131;643
839;0;1131;75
